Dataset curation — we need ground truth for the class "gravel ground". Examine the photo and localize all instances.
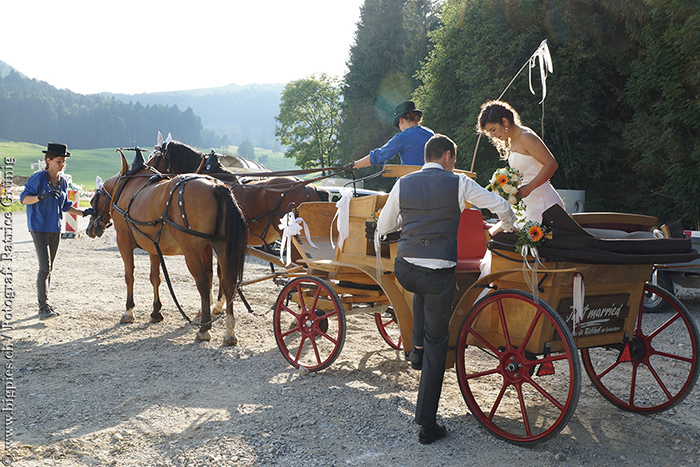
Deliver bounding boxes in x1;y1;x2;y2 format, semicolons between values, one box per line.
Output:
3;228;700;467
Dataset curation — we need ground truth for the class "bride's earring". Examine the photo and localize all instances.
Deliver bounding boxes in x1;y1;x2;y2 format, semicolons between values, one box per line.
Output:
505;126;509;132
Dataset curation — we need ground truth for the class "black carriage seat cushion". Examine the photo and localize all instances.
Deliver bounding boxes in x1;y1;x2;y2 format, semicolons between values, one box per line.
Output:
456;208;488;271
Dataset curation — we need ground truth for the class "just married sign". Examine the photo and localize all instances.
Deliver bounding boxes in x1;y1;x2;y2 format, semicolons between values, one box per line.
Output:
556;294;630;337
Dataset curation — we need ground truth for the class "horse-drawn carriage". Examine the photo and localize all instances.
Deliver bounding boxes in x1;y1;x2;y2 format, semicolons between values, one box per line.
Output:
86;141;699;445
263;165;700;445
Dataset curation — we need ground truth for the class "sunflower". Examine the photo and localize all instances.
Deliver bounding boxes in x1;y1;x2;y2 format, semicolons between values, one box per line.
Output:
528;224;544;242
496;174;509;186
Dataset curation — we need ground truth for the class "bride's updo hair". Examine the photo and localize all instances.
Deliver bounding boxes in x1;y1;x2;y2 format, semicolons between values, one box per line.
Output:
477;100;521;160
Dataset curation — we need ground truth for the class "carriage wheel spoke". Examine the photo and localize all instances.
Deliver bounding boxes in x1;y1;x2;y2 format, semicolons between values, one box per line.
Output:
645;361;673;400
526;376;566;411
466;327;500;355
516;384;533;438
496;300;512;350
487;380;509;422
647;313;680;340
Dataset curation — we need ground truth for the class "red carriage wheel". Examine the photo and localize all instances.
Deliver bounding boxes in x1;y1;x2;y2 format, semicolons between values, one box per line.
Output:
455;289;581;446
273;276;346;372
580;283;700;413
374;308;403;350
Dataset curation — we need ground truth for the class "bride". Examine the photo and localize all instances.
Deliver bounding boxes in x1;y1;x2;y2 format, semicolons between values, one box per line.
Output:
477;100;564;225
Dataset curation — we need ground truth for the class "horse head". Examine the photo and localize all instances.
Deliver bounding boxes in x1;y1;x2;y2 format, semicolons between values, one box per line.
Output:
86;174;117;238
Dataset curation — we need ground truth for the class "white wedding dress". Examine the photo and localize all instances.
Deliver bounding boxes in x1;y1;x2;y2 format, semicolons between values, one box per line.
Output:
477;151;565;287
508;151;564;224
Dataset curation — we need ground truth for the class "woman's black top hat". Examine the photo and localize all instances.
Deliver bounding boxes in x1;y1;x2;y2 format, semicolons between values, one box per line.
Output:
393;100;422;128
42;142;71;158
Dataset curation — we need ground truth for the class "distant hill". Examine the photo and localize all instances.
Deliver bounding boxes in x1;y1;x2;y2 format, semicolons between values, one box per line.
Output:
105;83;285;151
0;60;21;78
1;139;298;190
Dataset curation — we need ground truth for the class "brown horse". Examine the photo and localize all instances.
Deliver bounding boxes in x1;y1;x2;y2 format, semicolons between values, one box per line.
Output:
149;139;329;248
148;139;330;313
86;149;248;345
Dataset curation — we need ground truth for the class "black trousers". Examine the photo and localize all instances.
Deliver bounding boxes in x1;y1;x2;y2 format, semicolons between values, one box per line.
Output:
395;257;456;427
30;231;60;309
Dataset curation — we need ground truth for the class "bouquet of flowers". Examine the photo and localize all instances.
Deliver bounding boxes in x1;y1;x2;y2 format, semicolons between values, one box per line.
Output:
515;220;548;255
487;166;524;210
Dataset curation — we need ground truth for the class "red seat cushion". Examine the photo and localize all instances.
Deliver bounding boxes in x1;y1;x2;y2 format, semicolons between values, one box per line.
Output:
456;209;487;271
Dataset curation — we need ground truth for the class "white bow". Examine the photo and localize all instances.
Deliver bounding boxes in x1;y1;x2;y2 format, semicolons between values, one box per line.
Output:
331;186;354;250
96;175;103;190
278;212;318;266
529;39;554;103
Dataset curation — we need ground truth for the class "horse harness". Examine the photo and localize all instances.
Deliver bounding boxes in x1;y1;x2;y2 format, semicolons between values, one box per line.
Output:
108;170;225;324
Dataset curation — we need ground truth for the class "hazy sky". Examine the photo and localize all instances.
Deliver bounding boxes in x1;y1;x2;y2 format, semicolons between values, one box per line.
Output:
1;0;364;95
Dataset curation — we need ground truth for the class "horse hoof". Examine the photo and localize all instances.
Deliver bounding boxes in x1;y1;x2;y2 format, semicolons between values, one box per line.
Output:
195;330;211;343
212;301;226;315
150;312;164;323
222;334;238;346
120;313;135;324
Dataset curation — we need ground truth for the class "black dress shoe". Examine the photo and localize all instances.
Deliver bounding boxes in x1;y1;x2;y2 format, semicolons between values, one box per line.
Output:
407;348;423;370
419;423;446;445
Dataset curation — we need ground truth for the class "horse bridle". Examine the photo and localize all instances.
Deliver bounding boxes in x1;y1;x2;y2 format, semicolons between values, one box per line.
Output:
89;186;113;231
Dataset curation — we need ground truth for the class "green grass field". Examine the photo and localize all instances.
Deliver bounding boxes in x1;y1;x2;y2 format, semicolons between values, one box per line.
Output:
1;140;298;190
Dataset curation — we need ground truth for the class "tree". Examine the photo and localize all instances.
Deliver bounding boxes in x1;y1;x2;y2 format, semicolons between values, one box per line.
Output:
415;0;700;224
338;0;439;163
624;0;700;226
275;74;343;169
218;134;230;150
237;139;255;159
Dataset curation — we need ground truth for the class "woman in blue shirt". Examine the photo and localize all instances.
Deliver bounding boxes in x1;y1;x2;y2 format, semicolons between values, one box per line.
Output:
346;101;434;169
20;143;92;320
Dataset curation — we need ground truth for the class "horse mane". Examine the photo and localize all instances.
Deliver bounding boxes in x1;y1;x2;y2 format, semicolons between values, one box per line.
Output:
164;140;207;174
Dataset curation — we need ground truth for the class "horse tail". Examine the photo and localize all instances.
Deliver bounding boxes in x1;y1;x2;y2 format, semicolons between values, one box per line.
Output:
213;185;248;292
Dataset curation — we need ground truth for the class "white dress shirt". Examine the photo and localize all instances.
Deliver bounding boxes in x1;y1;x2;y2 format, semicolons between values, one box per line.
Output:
376;162;516;269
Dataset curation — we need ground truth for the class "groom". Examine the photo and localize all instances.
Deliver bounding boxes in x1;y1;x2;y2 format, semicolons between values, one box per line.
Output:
376;133;515;444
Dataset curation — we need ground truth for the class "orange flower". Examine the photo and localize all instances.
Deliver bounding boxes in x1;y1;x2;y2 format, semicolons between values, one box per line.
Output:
496;174;509;186
528;225;544;242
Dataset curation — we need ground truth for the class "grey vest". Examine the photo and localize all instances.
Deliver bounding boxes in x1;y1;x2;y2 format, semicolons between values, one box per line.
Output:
397;168;461;262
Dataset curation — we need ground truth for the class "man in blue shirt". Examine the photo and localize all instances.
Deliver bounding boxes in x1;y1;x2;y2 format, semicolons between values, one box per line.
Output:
346;101;434;169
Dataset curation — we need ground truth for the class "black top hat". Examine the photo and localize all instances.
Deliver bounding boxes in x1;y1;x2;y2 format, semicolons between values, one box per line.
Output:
42;142;71;158
392;100;422;128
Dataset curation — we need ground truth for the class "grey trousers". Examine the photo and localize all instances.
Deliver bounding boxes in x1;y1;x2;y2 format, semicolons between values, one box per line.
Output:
30;231;60;309
395;257;456;427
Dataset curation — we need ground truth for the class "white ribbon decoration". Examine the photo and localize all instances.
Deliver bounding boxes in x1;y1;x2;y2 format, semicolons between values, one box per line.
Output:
330;186;354;250
529;39;554;103
96;175;103;190
572;273;585;336
520;245;546;303
278;212;318;266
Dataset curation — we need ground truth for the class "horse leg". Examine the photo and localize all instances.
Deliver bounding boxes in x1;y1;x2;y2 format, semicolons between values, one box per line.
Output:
184;253;214;343
118;243;136;324
192;246;217;324
212;262;226;316
223;296;238;346
149;253;164;322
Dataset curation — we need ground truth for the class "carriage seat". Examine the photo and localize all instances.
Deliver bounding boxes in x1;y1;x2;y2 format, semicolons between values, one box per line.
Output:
456;208;488;271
